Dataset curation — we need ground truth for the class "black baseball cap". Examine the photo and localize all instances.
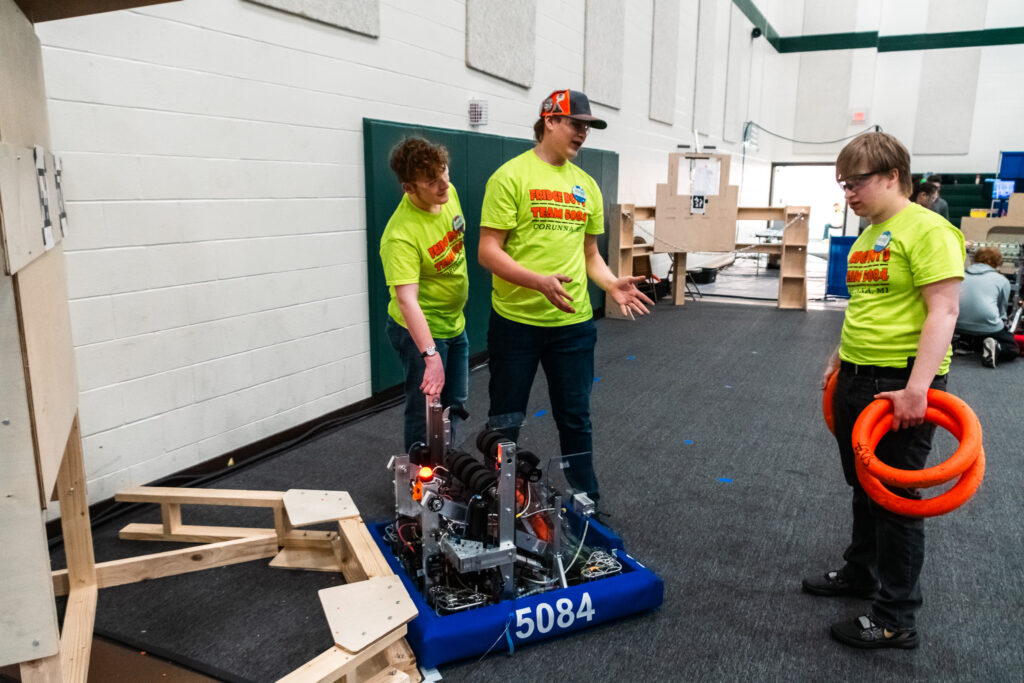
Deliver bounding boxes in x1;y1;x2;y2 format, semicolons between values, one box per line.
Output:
539;89;607;129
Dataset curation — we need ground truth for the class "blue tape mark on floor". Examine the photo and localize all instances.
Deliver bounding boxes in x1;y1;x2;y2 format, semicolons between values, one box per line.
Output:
718;477;733;483
534;410;547;418
593;377;601;382
684;440;694;444
627;355;635;360
725;385;733;389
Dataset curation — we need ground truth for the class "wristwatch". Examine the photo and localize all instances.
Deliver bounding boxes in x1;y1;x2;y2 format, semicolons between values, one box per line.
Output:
421;346;437;358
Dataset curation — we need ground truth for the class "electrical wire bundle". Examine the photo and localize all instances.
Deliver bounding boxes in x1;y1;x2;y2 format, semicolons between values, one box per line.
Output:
579;550;622;581
429;585;490;615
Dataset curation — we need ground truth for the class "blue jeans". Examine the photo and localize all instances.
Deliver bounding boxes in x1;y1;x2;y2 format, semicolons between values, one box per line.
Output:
386;317;469;451
485;310;599;500
831;364;948;630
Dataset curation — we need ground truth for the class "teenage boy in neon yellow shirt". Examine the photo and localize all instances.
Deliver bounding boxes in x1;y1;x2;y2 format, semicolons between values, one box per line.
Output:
380;138;468;450
478;89;653;504
802;132;964;649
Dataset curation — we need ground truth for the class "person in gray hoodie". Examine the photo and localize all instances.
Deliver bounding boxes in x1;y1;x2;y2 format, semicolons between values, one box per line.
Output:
955;246;1018;367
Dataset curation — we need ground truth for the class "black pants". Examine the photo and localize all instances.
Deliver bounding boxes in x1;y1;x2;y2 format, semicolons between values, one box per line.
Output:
955;328;1019;363
832;365;947;630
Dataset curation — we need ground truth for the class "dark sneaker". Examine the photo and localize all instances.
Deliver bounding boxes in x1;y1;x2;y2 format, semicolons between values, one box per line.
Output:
982;337;997;368
831;614;919;649
802;570;877;599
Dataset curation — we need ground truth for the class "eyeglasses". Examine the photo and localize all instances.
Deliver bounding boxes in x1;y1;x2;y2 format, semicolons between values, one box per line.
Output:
837;171;880;192
561;118;591;135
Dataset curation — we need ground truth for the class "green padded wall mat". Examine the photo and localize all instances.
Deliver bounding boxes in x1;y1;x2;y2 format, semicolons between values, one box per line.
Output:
363;118;619;394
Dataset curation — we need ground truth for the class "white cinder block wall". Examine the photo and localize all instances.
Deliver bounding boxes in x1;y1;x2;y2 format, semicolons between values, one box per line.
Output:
32;0;1024;509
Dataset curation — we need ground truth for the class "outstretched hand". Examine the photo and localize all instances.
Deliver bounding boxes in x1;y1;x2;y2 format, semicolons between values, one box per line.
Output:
538;273;576;313
609;276;655;318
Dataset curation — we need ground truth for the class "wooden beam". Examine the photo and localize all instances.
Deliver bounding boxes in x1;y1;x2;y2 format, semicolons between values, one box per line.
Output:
383;640;420;681
58;584;96;683
115;486;283;507
270;546;340;573
336;518;393;583
118;523;335;547
277;626;407;683
735;242;783;254
737;206;786;221
363;666;410;683
18;655;61;682
13;0;179;24
632;205;656;220
118;522;273;543
161;503;181;535
55;415;95;590
52;535;278;597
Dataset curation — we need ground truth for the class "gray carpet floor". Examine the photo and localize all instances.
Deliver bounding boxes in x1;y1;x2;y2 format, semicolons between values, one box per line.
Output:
53;300;1024;682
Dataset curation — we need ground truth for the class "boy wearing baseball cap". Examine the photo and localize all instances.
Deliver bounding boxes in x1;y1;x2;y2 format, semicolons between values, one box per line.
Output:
477;89;651;503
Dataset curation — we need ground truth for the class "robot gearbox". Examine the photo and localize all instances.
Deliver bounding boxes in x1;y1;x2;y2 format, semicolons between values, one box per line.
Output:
373;398;664;667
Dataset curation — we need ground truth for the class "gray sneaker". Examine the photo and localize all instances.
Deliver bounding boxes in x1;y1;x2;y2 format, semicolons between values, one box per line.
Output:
982;337;998;368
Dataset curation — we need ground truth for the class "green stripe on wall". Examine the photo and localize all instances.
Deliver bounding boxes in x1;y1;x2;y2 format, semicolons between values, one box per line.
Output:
776;32;878;53
878;26;1024;52
732;1;1024;53
730;0;780;47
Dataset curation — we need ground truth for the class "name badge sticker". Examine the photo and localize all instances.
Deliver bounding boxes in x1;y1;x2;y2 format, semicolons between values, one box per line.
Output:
453;214;465;234
873;230;892;252
572;185;586;205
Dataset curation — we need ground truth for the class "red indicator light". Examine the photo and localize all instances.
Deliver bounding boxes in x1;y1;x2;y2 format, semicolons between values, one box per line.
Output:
418;466;434;481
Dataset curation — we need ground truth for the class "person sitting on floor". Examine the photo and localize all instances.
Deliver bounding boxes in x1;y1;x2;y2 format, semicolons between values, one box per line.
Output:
955;246;1019;368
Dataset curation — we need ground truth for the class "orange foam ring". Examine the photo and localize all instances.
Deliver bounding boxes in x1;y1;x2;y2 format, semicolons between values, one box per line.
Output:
823;369;838;435
851;389;985;518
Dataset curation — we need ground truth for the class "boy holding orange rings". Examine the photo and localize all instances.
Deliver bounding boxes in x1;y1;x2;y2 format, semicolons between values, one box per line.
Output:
803;132;965;649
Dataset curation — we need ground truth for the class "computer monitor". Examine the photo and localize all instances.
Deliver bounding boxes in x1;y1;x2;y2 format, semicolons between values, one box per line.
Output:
993;179;1015;199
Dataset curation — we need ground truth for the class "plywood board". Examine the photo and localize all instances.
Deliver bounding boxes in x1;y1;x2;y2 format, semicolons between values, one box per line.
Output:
0;275;60;666
654;183;738;253
283;489;359;526
0;143;47;275
13;244;79;504
319;576;417;653
0;0;50;148
655;153;738;253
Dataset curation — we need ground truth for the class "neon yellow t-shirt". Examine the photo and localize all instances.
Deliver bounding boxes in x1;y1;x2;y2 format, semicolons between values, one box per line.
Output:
380;185;468;338
839;202;965;374
480;150;604;327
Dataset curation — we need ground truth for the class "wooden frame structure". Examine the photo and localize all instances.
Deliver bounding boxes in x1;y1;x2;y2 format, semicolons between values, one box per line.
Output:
2;3;420;680
609;203;810;314
53;485;423;682
607;152;810;315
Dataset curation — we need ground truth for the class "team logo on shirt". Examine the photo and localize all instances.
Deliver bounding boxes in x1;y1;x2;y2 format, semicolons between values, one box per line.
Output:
453;214;465;234
873;231;892;252
572;185;586;205
527;187;589;229
847;245;890;290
